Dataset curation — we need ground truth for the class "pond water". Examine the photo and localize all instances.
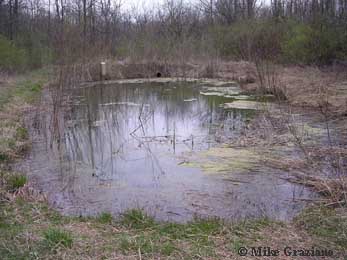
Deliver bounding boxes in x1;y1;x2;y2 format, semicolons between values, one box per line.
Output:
22;80;315;222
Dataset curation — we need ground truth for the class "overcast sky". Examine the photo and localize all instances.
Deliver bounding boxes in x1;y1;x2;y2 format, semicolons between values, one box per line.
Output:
121;0;196;13
121;0;270;13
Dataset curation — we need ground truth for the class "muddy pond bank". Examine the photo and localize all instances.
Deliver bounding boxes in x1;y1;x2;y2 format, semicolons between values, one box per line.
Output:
18;78;329;222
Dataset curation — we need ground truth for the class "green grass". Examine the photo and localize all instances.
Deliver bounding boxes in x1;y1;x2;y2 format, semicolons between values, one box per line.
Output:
7;174;27;190
118;234;159;254
295;205;347;249
0;152;10;163
117;211;224;257
0;199;345;259
0;68;49;110
15;127;28;141
0;69;48;167
13;80;43;104
0;89;13;109
97;212;113;224
117;233;179;256
121;209;156;230
43;227;73;249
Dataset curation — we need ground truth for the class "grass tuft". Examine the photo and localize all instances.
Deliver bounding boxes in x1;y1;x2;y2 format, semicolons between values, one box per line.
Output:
97;212;113;224
0;152;10;163
43;227;73;249
121;209;156;230
188;217;222;234
15;127;28;141
7;174;27;191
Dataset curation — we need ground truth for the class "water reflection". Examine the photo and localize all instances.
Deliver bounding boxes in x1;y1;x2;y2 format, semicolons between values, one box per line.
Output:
65;83;247;180
24;82;314;222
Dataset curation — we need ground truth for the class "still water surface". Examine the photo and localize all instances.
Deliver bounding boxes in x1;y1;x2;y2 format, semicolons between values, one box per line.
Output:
23;81;313;222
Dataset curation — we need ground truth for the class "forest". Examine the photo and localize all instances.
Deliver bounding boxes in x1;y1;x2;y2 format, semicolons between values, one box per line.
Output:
1;0;347;69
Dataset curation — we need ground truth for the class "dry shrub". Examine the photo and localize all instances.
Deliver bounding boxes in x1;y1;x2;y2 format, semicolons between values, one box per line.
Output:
12;183;47;202
199;60;220;78
254;60;287;100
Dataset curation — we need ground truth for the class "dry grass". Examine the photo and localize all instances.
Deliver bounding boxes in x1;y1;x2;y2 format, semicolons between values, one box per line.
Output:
1;199;344;260
269;65;347;110
85;59;257;83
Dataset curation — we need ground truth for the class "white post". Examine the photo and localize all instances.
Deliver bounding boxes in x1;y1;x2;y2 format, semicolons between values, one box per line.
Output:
100;61;107;80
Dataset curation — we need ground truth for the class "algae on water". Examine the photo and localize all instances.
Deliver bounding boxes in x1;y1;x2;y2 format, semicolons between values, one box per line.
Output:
223;101;267;110
200;86;241;97
181;147;260;174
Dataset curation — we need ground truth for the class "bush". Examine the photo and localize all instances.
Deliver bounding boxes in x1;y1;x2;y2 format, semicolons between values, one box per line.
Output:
212;20;285;61
282;23;314;63
213;19;347;65
15;33;54;68
0;35;27;71
282;21;345;64
312;25;346;64
0;152;9;163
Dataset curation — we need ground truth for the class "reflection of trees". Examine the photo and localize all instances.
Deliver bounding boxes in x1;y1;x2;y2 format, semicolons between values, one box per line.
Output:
63;83;248;180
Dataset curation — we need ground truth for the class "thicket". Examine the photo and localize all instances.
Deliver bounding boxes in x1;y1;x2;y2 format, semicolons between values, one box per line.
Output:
0;36;27;71
1;0;347;72
0;35;53;72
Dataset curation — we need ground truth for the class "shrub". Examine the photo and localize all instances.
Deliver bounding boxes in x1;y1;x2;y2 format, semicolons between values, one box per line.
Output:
0;35;27;71
213;19;347;65
282;21;345;64
211;23;252;59
312;25;345;64
212;20;285;61
0;152;9;163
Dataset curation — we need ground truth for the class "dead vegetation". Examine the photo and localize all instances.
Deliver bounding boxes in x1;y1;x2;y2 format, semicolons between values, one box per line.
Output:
85;59;256;83
232;94;347;209
0;69;49;205
1;199;345;260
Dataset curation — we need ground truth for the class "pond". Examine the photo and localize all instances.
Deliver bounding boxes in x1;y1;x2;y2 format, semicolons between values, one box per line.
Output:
22;80;315;222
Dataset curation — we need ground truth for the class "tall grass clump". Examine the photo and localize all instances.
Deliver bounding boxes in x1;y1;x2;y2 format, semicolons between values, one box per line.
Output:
7;174;26;191
43;227;73;249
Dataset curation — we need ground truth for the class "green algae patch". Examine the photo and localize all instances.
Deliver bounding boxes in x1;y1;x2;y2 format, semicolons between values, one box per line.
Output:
279;123;328;146
300;124;327;137
181;147;261;174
